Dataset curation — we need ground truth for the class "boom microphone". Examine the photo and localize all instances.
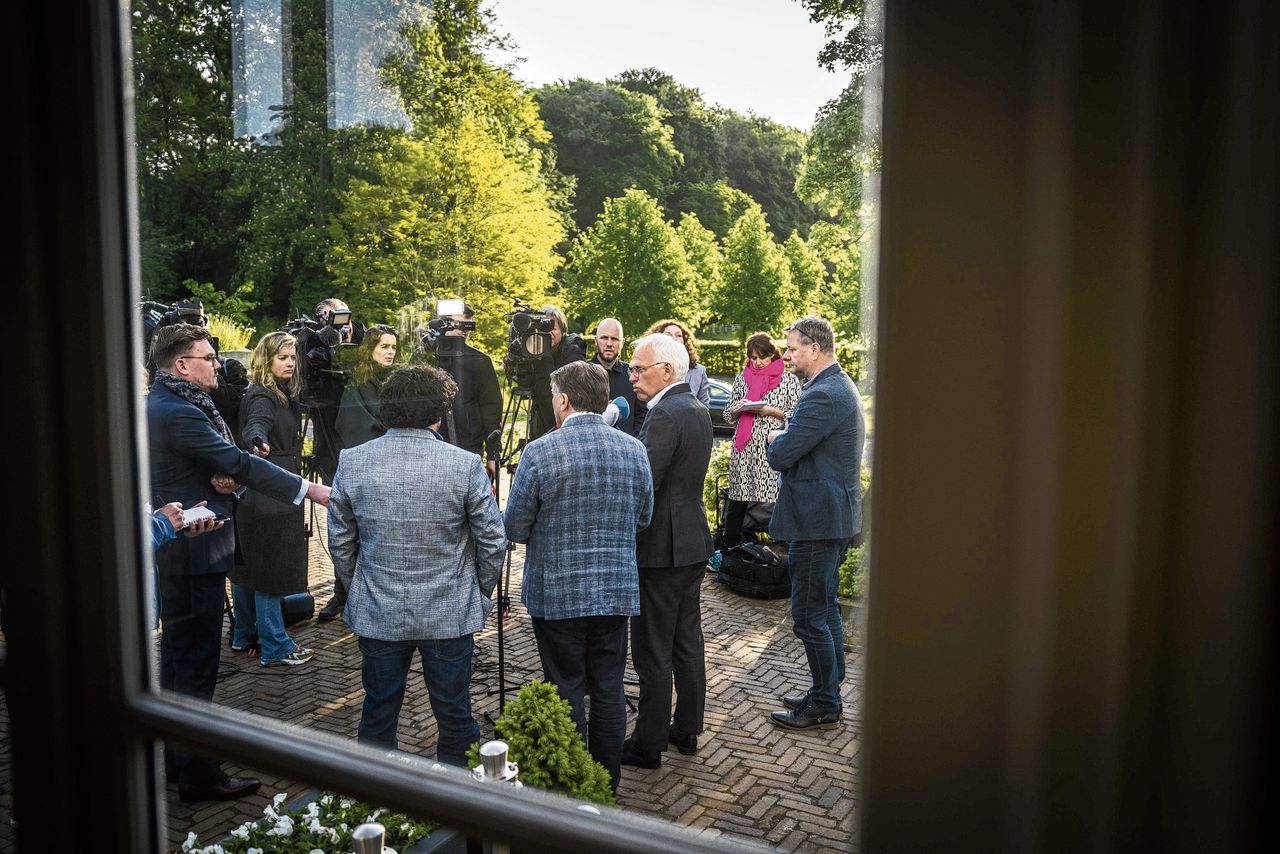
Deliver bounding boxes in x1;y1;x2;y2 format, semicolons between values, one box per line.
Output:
603;396;630;427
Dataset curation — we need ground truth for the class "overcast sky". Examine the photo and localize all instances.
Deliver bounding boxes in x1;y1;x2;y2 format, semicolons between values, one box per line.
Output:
488;0;847;131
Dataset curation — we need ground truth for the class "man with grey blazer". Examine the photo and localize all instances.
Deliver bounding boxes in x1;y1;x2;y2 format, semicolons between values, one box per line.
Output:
622;333;715;768
504;361;653;792
766;316;865;731
328;365;506;766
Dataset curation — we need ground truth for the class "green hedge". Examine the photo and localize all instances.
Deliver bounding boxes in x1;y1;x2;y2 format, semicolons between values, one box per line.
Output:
697;339;867;379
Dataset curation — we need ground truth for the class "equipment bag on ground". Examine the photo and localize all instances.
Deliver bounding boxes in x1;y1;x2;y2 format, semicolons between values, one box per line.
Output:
719;541;791;599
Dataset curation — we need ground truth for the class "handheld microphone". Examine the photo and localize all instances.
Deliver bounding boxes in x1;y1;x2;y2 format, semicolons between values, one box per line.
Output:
603;396;630;427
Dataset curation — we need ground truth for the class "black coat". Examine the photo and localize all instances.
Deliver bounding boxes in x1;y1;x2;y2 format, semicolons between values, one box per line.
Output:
336;378;386;450
437;343;502;458
231;385;308;596
635;384;715;568
529;335;587;441
592;354;647;437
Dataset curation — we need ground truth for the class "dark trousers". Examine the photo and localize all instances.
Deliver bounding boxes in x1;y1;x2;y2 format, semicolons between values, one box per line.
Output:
787;538;848;712
532;615;629;792
630;563;707;754
723;498;749;547
158;570;228;784
357;635;479;767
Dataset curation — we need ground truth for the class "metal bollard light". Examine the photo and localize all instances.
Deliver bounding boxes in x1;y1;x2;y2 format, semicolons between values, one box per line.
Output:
471;740;520;785
352;821;386;854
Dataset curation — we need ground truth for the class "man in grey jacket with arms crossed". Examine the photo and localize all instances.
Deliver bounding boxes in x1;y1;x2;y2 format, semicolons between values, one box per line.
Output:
328;365;506;766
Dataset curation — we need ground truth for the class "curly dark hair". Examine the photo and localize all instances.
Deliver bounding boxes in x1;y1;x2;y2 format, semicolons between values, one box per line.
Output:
378;365;457;429
644;318;699;367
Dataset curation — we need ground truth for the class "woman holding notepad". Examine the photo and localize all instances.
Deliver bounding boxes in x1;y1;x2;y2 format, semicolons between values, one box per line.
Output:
722;332;802;547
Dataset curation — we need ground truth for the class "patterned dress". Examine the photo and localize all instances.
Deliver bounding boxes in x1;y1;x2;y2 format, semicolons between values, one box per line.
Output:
724;370;803;502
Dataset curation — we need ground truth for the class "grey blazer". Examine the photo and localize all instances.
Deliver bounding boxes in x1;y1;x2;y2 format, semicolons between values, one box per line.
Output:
327;428;507;640
766;362;865;542
635;383;715;568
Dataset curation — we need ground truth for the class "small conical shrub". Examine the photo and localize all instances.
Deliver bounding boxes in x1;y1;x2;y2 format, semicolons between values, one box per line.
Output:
468;680;616;806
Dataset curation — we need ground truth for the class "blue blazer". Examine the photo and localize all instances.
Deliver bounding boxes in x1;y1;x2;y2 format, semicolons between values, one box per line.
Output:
505;413;653;620
147;382;304;576
766;363;866;543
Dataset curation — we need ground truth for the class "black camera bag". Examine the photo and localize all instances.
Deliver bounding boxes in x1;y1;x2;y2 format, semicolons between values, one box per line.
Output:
719;542;791;600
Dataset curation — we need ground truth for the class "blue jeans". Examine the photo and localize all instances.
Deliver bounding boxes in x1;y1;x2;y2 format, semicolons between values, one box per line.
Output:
788;539;848;712
231;585;295;662
357;635;479;767
230;583;257;648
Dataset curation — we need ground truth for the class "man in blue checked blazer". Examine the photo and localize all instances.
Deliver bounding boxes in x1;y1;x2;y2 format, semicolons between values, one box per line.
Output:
328;365;506;767
504;361;653;793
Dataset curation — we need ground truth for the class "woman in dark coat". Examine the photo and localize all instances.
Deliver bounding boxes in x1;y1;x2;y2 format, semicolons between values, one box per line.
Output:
336;324;398;449
229;331;313;667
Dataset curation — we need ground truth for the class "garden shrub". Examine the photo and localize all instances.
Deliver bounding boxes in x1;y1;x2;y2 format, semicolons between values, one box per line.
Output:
702;441;733;527
467;680;616;806
698;337;867;379
207;312;254;351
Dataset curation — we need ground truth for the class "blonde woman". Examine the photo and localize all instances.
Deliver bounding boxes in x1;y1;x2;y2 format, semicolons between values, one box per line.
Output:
228;331;313;666
645;318;710;406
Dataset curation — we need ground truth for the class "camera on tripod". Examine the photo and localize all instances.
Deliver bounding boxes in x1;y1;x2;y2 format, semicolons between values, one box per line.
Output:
419;298;477;359
502;299;555;396
142;299;218;360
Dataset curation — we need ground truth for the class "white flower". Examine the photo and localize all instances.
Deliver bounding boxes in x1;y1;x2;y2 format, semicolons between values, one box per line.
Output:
182;831;198;852
320;793;334;805
340;797;355;808
304;801;321;819
273;792;288;807
384;848;398;854
247;848;262;854
309;850;326;854
231;823;251;840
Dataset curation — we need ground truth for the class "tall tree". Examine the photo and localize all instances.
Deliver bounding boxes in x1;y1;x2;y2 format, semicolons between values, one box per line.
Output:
668;180;756;240
676;213;723;327
718;112;817;241
535;79;682;231
610;68;724;187
716;205;797;340
782;231;828;315
562;189;697;337
327;123;562;355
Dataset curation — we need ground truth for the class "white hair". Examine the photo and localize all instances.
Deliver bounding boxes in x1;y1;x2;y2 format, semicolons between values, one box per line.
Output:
634;333;689;380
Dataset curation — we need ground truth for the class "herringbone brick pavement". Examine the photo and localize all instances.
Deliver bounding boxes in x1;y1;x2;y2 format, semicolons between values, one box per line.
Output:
150;495;862;852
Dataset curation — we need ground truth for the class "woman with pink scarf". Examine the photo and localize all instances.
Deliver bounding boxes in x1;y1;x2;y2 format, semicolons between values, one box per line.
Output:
722;332;803;547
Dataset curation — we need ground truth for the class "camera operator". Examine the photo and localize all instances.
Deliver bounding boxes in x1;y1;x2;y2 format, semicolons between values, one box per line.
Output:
425;301;502;478
528;305;587;442
144;299;249;440
294;298;364;484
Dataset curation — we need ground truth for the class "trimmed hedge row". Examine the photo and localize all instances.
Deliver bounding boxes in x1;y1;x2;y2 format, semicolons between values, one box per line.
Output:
696;338;867;379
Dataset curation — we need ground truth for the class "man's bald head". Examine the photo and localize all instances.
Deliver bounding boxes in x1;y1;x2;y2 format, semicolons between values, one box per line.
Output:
594;317;624;367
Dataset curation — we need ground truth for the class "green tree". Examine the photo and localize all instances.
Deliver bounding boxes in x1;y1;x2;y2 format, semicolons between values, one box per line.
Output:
326;1;565;355
676;213;723;327
328;121;561;356
535;79;682;232
563;188;698;336
718;112;818;241
610;67;724;187
782;231;828;315
669;180;756;240
716;205;796;340
807;220;862;339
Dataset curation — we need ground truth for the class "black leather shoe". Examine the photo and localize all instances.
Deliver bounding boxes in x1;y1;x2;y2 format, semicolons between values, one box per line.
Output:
316;597;345;622
620;737;662;768
782;693;808;711
668;726;698;756
770;702;842;731
178;773;262;803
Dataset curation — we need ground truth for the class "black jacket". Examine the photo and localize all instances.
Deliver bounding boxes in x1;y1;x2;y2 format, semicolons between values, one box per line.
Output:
336;378;386;450
438;343;503;459
635;384;715;568
592;354;647;437
529;335;588;441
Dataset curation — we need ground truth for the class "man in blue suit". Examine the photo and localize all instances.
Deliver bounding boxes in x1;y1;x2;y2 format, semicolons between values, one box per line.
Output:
147;324;331;801
766;316;866;731
504;361;653;792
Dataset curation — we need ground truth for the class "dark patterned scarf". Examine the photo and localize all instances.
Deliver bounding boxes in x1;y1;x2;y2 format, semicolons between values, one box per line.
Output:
152;370;234;445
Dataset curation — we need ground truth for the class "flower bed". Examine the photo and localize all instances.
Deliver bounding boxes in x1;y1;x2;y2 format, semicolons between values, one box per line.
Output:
181;791;463;854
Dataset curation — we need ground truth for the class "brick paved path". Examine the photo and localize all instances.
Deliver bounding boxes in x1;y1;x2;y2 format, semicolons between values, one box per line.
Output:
0;496;862;852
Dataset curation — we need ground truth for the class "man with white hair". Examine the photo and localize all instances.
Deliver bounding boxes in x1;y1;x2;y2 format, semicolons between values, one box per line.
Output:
621;332;715;768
